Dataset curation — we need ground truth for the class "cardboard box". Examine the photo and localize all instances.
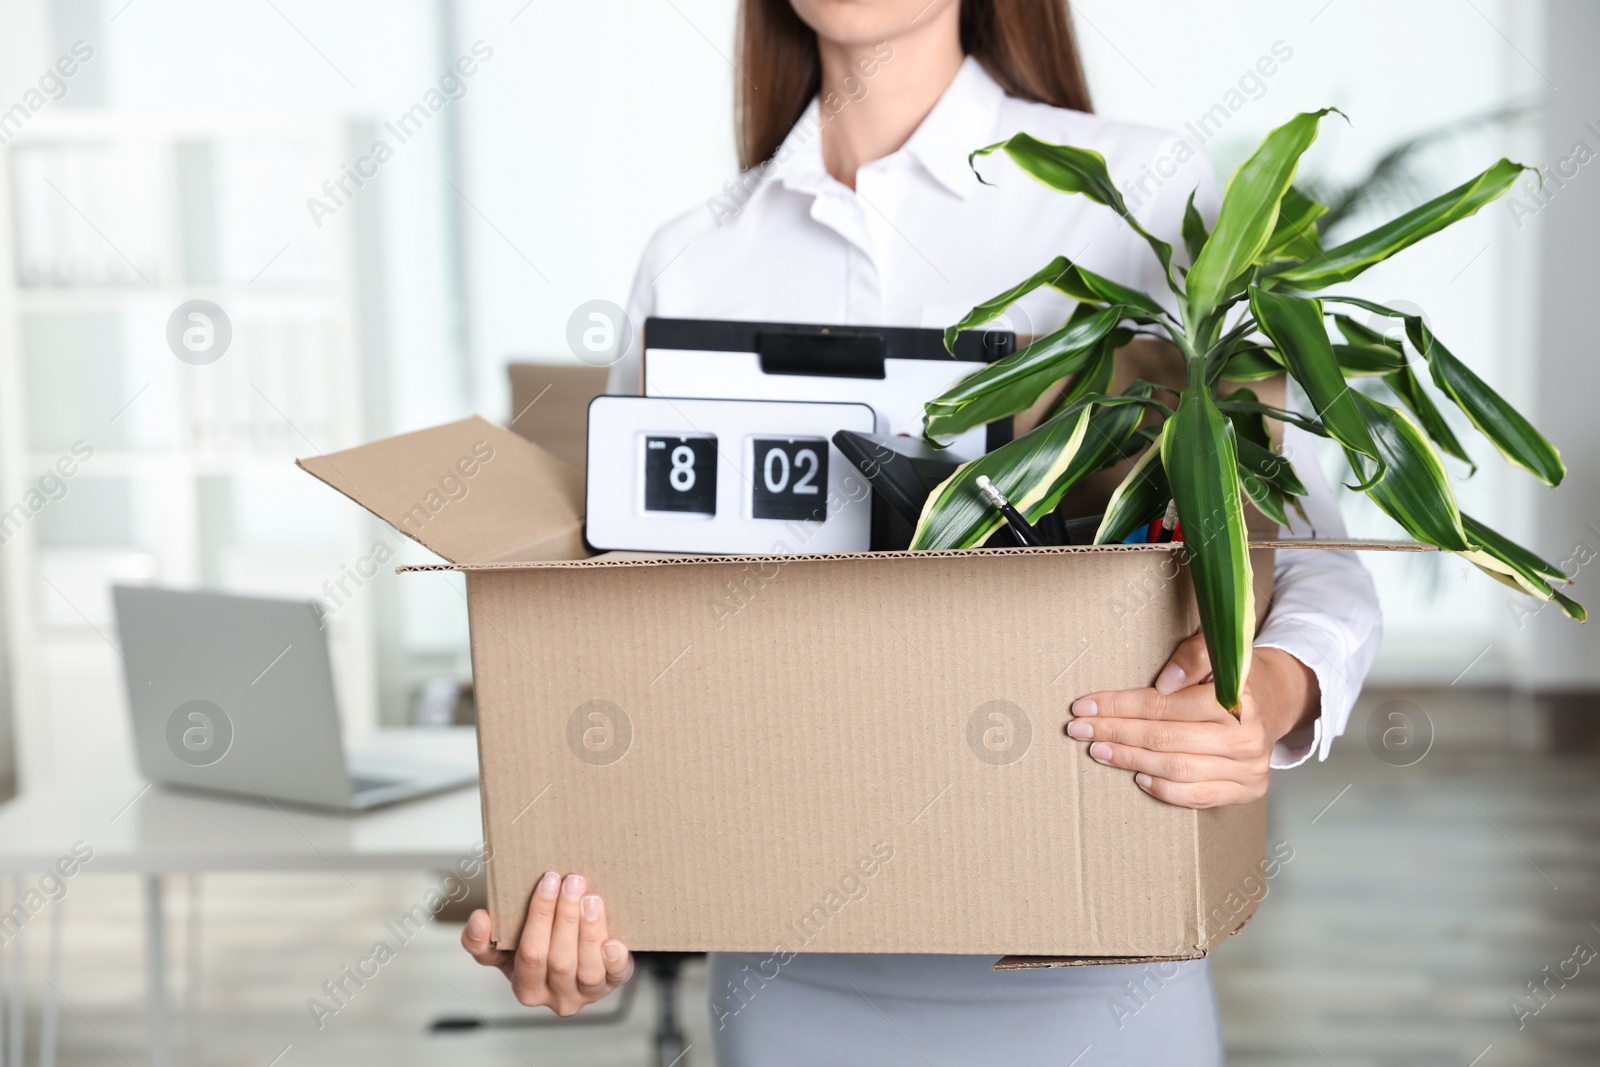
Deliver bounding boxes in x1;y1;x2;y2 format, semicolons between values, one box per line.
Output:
300;408;1417;966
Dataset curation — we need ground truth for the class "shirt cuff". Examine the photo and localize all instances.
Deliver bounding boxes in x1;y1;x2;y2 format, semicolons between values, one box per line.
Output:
1268;717;1320;769
1255;619;1353;770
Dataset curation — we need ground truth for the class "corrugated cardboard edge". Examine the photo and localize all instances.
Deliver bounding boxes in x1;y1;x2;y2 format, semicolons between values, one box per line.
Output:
993;951;1204;970
396;539;1434;573
461;569;505;951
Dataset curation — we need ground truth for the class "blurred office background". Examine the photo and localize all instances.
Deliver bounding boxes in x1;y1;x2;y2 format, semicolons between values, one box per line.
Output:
0;0;1595;1064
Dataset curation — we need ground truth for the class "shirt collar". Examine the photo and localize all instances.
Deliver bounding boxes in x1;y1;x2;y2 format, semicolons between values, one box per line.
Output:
763;100;834;198
899;55;1006;200
764;54;1006;202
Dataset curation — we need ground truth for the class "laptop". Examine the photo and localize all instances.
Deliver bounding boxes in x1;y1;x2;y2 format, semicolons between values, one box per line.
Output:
112;585;476;811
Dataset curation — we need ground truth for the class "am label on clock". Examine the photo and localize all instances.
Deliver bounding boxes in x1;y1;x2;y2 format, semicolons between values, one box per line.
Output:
751;437;828;521
644;435;718;514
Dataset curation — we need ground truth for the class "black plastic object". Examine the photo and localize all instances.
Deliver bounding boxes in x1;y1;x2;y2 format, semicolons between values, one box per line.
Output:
833;431;958;519
833;430;962;550
833;430;1106;550
1057;513;1105;546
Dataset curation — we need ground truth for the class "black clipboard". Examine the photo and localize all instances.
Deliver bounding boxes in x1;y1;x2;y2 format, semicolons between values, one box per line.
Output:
642;317;1015;455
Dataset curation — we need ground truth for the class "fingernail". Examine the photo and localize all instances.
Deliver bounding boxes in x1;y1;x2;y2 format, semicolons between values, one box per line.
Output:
1066;720;1093;740
1089;742;1112;763
603;940;623;962
581;894;601;921
1136;773;1153;789
563;873;586;899
537;871;560;899
1071;698;1098;717
466;911;487;939
1155;664;1186;694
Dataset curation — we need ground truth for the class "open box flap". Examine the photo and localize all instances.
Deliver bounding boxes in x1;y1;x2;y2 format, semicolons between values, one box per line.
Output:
296;416;586;565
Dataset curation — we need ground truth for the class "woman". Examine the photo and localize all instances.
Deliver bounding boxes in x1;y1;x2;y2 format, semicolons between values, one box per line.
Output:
463;1;1381;1062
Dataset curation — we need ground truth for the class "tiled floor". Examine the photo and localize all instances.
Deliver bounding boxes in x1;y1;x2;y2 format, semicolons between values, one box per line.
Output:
1214;745;1600;1065
3;869;714;1067
4;688;1597;1066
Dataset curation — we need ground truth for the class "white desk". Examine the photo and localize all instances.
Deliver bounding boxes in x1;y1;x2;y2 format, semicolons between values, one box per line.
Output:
0;729;483;1067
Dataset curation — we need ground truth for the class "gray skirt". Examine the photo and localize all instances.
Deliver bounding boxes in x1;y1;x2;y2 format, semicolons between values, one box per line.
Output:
707;952;1223;1066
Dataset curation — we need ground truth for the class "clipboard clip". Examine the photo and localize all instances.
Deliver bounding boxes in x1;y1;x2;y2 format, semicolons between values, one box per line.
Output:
757;328;887;380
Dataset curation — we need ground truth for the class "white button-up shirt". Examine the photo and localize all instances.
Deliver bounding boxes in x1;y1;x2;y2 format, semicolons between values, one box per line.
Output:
611;56;1380;768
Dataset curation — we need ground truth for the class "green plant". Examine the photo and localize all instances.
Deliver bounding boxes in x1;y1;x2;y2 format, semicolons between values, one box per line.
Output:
911;109;1584;711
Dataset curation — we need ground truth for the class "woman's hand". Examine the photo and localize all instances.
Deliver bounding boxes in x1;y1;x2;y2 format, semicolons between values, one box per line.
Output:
461;871;634;1016
1066;632;1319;808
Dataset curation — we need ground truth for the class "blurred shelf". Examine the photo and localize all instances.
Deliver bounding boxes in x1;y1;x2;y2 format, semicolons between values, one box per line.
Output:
13;285;338;312
2;108;350;143
26;452;330;475
0;108;379;789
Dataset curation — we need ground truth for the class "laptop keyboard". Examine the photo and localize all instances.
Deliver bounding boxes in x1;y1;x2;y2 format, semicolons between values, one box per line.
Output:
349;774;402;794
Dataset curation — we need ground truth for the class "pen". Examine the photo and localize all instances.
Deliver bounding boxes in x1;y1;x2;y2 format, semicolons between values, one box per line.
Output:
976;475;1047;547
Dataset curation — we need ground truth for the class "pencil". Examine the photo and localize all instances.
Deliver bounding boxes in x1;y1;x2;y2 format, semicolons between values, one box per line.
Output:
976;475;1047;547
1157;499;1179;542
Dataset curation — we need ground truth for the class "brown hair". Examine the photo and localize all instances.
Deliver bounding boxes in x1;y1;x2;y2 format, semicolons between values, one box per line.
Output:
734;0;1094;171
